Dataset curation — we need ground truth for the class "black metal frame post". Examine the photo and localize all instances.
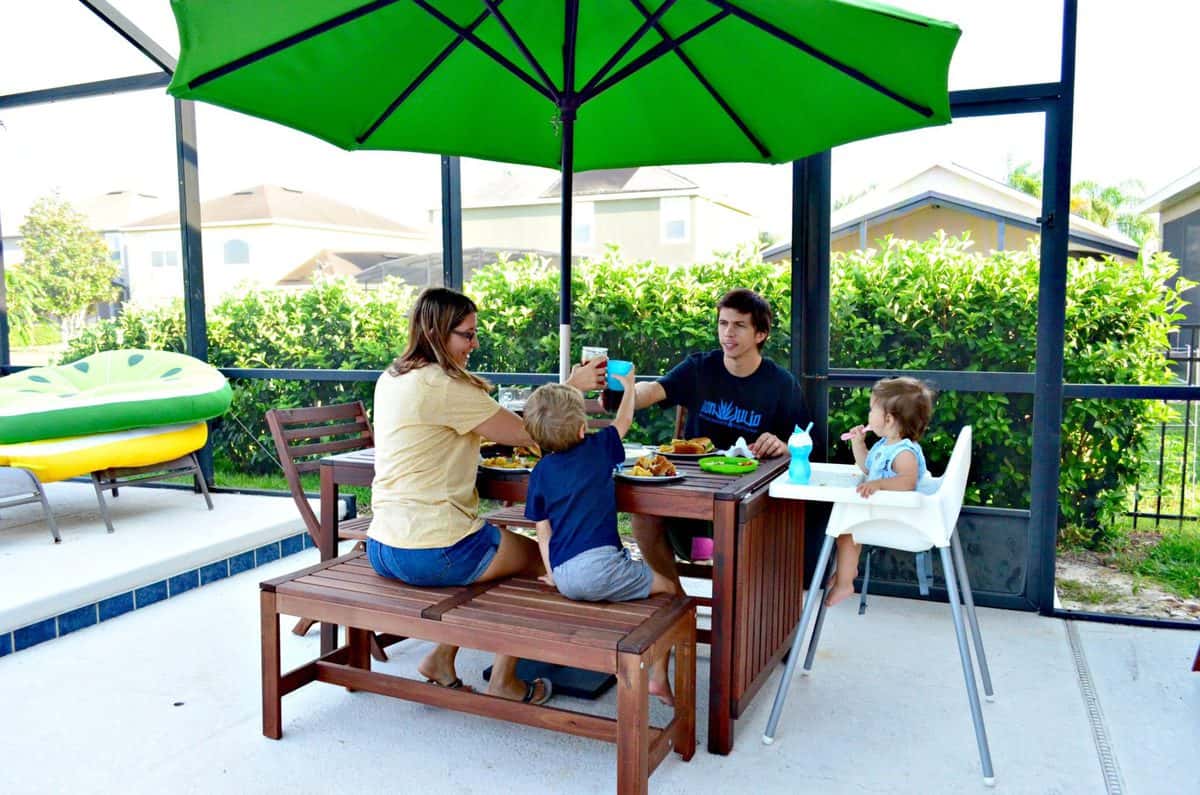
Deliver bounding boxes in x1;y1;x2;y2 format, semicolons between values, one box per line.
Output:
174;98;213;485
1031;0;1078;615
0;206;8;372
793;152;832;586
440;156;464;289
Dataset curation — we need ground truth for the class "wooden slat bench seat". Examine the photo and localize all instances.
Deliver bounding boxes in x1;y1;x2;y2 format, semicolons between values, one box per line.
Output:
261;552;696;794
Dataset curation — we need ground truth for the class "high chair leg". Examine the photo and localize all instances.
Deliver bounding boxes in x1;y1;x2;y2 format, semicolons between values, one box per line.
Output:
951;531;994;700
939;546;995;785
802;587;829;675
763;534;835;745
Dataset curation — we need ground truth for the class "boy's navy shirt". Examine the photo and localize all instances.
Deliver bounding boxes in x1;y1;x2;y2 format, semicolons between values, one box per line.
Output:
658;350;809;449
524;425;626;569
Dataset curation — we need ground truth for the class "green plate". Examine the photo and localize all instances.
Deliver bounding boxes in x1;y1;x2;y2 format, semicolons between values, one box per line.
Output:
699;456;759;475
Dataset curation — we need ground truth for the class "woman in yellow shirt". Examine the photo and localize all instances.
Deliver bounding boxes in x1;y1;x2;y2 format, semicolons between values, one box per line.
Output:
369;287;605;705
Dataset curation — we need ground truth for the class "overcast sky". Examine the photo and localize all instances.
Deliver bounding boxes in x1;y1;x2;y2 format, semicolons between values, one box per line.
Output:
2;1;1196;237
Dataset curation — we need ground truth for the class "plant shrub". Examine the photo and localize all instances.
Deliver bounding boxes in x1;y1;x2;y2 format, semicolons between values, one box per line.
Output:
55;237;1190;533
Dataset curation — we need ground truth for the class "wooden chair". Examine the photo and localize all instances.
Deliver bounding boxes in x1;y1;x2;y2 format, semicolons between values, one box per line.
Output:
265;402;399;661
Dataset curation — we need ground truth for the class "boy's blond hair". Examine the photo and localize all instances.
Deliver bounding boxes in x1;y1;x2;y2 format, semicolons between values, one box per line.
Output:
523;383;588;452
872;376;936;440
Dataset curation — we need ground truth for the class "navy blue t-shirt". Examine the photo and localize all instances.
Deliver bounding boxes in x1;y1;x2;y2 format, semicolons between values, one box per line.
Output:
658;350;809;449
523;425;626;569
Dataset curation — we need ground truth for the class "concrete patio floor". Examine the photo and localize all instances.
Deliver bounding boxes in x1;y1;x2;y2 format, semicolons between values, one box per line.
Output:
0;485;1196;794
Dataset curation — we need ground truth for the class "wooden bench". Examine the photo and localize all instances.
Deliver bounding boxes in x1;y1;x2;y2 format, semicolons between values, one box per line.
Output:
260;552;696;794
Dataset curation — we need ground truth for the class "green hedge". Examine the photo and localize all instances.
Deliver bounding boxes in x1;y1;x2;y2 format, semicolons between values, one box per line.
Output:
59;236;1191;534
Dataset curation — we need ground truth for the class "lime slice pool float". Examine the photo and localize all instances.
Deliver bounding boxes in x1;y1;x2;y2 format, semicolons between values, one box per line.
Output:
699;456;759;475
0;349;231;444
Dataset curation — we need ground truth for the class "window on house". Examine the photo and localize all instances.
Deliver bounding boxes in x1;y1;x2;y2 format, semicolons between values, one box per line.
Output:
151;250;179;268
224;239;250;265
574;201;595;247
660;196;690;243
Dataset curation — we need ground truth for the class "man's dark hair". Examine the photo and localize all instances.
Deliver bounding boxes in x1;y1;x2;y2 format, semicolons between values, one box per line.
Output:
717;288;772;349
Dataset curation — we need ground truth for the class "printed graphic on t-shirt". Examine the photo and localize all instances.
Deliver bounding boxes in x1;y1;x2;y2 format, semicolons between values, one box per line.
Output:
698;398;763;435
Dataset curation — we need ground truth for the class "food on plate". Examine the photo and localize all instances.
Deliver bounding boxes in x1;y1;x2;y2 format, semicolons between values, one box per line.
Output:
627;454;677;478
657;437;715;454
480;455;538;469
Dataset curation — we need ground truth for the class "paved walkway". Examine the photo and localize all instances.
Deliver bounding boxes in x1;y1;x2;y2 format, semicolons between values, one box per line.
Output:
0;485;1195;793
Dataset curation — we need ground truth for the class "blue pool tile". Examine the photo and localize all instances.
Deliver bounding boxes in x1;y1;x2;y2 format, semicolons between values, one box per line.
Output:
168;569;200;597
14;618;57;651
230;550;255;575
200;561;229;585
281;534;304;557
99;592;135;622
0;633;11;656
255;542;280;566
302;533;315;549
135;580;168;609
58;604;98;635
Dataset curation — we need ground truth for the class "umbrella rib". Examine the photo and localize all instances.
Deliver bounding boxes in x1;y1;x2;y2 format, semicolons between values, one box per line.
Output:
411;0;556;102
703;0;934;118
357;5;497;144
583;10;728;101
187;0;402;89
627;0;769;159
481;0;559;97
578;0;680;98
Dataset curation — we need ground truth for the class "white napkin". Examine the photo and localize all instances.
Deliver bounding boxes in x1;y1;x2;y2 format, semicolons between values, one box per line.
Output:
718;436;755;459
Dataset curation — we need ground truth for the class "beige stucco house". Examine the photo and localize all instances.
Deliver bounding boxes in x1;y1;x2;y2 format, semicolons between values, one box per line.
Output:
121;185;433;306
763;162;1139;264
1139;166;1200;328
455;166;759;267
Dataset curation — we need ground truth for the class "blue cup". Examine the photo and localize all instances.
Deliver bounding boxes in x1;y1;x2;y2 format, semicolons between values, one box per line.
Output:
606;359;633;391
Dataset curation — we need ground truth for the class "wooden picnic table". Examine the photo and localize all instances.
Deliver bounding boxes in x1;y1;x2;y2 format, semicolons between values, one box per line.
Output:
317;448;806;754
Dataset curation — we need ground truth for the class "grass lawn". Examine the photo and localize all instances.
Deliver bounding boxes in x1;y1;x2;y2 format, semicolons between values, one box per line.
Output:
1065;515;1200;600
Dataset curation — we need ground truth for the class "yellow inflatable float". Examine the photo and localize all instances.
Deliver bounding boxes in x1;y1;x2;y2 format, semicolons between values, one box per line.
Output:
0;422;209;483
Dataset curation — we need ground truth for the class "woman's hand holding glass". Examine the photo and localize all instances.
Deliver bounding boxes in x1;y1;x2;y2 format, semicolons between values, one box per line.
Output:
566;356;607;392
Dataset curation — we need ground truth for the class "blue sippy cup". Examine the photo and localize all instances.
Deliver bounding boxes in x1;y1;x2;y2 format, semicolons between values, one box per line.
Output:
788;422;814;484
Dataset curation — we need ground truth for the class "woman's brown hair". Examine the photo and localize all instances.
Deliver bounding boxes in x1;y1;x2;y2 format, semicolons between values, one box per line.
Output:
871;377;935;440
388;287;491;391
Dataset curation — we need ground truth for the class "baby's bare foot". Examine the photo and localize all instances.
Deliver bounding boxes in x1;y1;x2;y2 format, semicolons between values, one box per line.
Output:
824;582;856;607
649;676;675;707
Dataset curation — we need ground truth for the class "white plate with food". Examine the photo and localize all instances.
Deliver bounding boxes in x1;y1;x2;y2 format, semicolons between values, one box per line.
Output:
479;455;538;472
655;438;717;459
613;471;686;485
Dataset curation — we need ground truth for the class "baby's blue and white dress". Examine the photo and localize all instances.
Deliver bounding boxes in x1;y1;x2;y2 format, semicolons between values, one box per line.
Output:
865;438;939;494
861;437;941;597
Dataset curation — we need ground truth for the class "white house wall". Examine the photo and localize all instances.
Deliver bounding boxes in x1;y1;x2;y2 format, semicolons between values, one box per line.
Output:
123;222;430;306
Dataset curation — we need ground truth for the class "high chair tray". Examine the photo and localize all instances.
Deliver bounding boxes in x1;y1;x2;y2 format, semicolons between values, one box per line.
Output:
768;463;923;507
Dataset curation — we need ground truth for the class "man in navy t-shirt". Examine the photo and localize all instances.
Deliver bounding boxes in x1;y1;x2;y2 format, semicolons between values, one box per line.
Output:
608;288;809;585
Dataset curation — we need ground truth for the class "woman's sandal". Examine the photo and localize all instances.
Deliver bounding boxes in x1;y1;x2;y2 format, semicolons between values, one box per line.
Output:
520;677;553;706
425;676;470;691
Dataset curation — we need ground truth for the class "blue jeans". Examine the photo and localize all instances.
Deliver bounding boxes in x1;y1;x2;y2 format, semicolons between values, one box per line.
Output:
367;523;502;587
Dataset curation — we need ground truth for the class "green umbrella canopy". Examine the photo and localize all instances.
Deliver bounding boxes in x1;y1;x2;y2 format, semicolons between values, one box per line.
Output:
168;0;958;378
168;0;960;171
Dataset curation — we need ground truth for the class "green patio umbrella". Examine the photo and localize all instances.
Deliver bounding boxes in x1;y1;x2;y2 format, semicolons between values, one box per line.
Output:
168;0;960;377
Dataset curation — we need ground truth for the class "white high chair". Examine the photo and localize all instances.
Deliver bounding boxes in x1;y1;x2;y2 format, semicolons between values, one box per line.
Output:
762;426;995;785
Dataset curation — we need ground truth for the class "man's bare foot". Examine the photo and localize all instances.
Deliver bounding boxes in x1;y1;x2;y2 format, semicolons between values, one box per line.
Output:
824;581;856;607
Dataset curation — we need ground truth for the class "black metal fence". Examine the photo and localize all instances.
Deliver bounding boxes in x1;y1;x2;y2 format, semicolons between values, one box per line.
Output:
1135;323;1200;529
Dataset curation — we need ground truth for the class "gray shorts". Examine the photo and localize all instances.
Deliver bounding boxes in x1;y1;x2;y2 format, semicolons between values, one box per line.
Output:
553;546;655;602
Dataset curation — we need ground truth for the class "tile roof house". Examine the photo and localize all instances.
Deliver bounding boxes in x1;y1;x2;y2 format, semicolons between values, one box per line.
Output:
455;166;758;267
1139;166;1200;328
120;185;433;306
762;162;1140;264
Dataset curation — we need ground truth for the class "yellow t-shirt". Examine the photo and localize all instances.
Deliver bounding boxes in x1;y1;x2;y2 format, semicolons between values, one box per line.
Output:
369;365;501;549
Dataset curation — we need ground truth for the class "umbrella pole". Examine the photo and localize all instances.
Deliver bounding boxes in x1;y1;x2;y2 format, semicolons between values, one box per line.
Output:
558;106;575;382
